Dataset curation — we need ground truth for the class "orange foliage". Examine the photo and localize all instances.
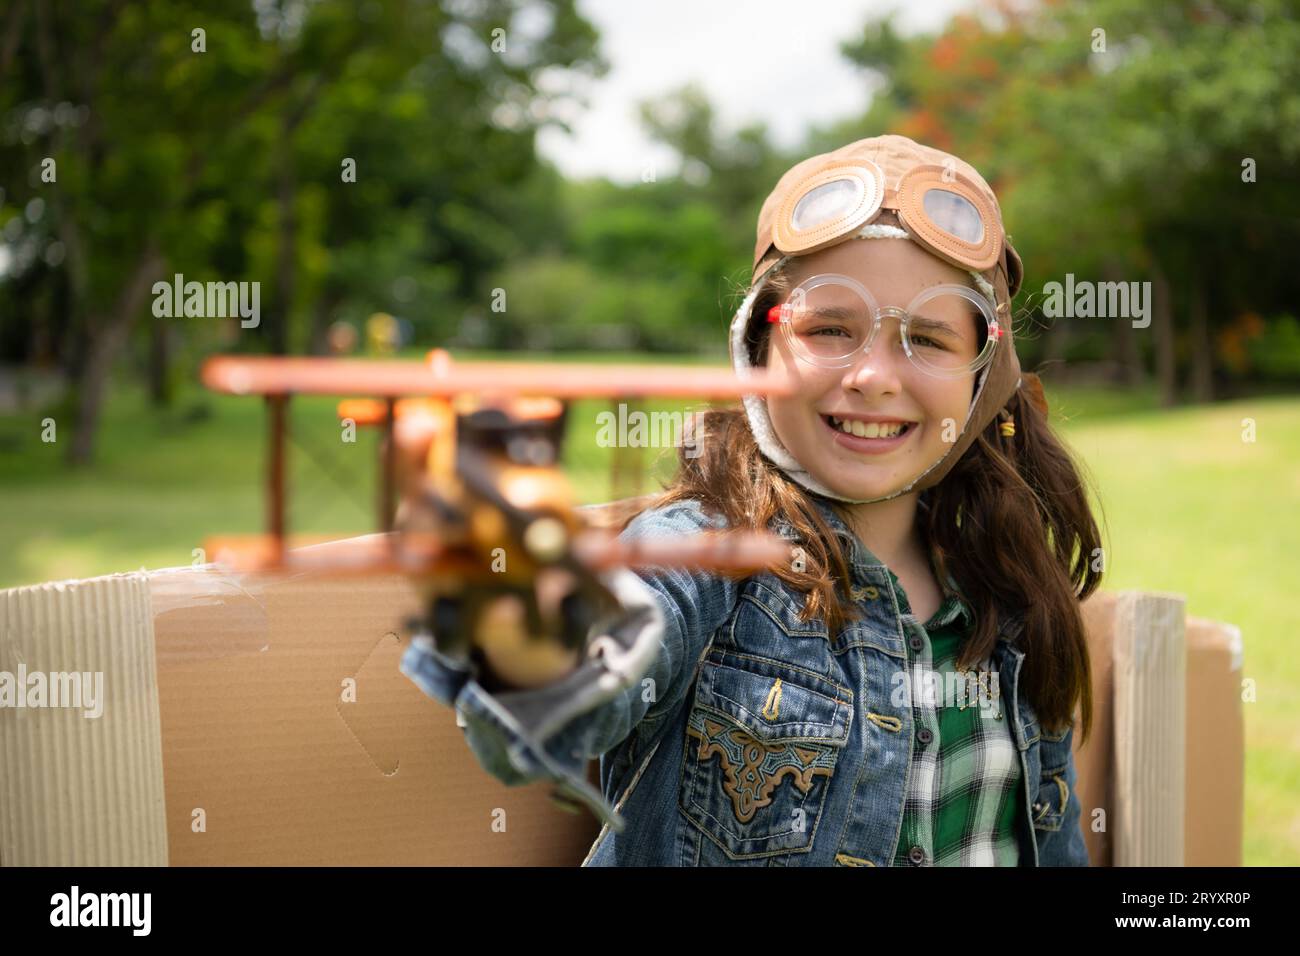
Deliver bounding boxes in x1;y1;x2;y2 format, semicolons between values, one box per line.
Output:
1217;312;1267;373
930;35;959;71
898;109;952;151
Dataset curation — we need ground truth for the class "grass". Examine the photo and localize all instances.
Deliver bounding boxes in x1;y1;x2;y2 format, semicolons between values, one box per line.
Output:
0;358;1295;864
1058;389;1300;867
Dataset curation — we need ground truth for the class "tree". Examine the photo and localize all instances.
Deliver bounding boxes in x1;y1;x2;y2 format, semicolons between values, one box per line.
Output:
837;0;1300;403
0;0;605;462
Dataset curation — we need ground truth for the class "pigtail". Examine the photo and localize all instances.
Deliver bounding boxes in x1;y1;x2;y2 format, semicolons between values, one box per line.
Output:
997;371;1048;444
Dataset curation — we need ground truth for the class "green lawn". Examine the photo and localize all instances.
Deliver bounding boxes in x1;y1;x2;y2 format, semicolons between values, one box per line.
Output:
0;363;1295;864
1058;387;1300;868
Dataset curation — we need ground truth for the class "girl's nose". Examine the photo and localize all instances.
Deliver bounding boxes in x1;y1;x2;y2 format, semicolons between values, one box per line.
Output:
840;328;906;395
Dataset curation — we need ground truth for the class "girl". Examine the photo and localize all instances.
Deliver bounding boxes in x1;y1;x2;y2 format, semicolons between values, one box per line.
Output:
403;134;1102;867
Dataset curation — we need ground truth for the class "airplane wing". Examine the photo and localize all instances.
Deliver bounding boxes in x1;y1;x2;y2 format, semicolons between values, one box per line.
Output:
201;355;793;399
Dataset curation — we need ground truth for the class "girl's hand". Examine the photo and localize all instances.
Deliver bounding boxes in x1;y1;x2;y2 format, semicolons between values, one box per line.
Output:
473;589;582;690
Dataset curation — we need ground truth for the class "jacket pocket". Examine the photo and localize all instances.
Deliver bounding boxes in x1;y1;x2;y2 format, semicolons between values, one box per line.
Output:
1031;725;1073;834
1031;769;1069;833
680;649;852;859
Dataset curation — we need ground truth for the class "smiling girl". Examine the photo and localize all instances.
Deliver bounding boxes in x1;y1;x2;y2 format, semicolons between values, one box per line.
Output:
403;134;1102;867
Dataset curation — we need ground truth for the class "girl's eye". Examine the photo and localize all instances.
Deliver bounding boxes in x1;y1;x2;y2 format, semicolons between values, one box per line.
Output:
911;334;947;350
807;326;850;337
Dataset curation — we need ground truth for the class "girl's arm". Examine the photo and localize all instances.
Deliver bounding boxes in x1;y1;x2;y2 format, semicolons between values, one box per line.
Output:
400;498;743;826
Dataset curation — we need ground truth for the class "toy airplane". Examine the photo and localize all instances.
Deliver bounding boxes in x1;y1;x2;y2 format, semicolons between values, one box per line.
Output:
198;349;795;686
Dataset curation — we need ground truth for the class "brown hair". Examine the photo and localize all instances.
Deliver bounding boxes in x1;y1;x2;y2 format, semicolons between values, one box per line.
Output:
624;260;1102;743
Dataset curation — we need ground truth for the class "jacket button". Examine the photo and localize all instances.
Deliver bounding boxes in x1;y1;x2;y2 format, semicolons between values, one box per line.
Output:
917;728;933;745
908;846;925;865
908;634;924;652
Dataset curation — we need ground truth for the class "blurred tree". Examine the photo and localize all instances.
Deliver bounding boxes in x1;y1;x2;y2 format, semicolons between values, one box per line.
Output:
0;0;605;463
488;190;731;353
838;0;1300;403
637;82;785;257
1013;0;1300;402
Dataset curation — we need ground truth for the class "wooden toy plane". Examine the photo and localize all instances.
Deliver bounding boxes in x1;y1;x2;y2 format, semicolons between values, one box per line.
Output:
198;349;795;684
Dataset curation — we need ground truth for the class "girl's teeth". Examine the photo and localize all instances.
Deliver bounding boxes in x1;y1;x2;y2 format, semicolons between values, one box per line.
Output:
830;417;907;438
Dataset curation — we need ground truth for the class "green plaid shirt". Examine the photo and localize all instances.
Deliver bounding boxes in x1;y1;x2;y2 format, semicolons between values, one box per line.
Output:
888;573;1024;866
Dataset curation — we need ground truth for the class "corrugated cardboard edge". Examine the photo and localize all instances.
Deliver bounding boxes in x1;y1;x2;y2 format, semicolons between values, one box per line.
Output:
1112;590;1186;866
0;572;168;865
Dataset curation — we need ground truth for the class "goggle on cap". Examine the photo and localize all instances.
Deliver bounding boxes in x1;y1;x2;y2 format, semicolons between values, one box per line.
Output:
730;133;1025;504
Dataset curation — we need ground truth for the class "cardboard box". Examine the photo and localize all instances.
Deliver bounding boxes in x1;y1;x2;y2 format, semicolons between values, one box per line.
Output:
1076;589;1118;867
2;552;1244;866
1183;615;1245;866
1075;590;1244;866
1;558;600;866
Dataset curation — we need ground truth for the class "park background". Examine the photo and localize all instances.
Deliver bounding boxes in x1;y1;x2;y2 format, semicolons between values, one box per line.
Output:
1;0;1297;864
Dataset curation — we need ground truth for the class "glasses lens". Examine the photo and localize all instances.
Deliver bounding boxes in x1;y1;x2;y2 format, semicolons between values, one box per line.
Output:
782;276;875;366
778;276;997;376
904;289;994;377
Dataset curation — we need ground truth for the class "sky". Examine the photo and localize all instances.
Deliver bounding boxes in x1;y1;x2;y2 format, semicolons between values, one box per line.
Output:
536;0;977;183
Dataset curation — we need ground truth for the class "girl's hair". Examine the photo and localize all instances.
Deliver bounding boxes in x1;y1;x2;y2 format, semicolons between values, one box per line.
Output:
623;259;1102;743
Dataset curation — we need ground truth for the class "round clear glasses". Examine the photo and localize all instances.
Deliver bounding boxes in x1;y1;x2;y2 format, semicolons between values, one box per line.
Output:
767;273;1001;379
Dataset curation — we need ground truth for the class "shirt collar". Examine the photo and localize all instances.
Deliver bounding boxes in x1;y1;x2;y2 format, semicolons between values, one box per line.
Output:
926;579;975;631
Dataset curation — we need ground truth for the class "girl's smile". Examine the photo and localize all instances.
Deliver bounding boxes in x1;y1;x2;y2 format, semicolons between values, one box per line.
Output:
820;412;918;455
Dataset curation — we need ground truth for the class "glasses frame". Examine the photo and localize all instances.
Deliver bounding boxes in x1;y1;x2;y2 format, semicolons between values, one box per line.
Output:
765;273;1002;379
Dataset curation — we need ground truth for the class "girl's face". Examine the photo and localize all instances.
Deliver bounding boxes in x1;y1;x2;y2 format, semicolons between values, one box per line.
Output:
764;239;981;502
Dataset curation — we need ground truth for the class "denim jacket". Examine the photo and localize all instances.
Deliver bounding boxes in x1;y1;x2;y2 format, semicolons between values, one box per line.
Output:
402;496;1090;867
